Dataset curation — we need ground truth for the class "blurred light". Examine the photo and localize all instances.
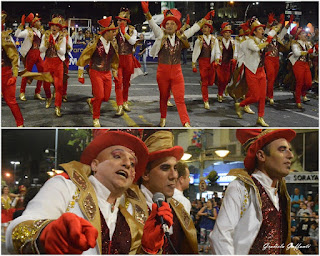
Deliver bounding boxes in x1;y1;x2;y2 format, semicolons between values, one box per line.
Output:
24;175;28;179
215;150;230;158
142;26;147;30
230;1;234;4
5;172;11;177
192;12;196;15
256;2;259;4
103;16;107;19
305;27;310;32
47;171;54;177
68;5;71;8
54;169;64;174
15;181;19;185
181;153;192;161
10;161;20;165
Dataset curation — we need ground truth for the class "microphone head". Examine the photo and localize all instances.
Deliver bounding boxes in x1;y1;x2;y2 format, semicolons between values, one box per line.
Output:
152;192;165;204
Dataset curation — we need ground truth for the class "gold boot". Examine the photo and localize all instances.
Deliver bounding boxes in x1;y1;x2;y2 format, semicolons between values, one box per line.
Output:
297;103;303;109
62;95;67;102
183;122;191;127
123;101;131;112
45;96;53;108
204;101;210;110
93;119;101;127
302;96;310;102
269;98;274;105
244;105;255;114
217;95;223;103
87;98;93;114
115;105;124;116
19;93;27;101
34;93;45;101
256;117;269;127
55;107;62;117
167;100;174;107
235;103;243;118
17;124;24;128
159;118;166;127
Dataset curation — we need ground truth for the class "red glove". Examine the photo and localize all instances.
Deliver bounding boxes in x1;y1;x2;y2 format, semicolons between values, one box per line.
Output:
186;14;190;25
192;67;197;73
141;202;173;254
266;35;273;44
289;14;295;25
308;48;314;54
204;10;214;20
7;77;17;86
39;213;98;254
120;22;126;35
279;13;285;26
268;13;275;24
21;14;26;26
141;1;149;14
78;77;85;84
315;43;318;52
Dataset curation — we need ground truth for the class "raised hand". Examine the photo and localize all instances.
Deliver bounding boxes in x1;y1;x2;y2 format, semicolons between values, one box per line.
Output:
141;2;149;14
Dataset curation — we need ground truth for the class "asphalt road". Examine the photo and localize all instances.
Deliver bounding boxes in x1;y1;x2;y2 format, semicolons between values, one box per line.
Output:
2;63;319;127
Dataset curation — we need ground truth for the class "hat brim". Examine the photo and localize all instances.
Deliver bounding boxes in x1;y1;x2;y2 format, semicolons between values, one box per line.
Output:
244;129;296;171
115;16;131;23
80;131;148;182
99;27;118;35
31;18;41;26
250;24;266;35
48;22;63;29
148;146;184;163
161;17;182;30
221;29;233;34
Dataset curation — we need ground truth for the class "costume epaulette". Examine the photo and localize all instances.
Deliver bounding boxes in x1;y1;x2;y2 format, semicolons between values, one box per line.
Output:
1;30;13;44
26;27;34;40
217;35;223;41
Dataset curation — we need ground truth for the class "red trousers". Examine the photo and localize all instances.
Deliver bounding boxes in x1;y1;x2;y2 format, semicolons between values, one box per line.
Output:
43;57;63;107
89;69;112;119
2;67;24;126
62;58;69;96
292;61;312;103
240;67;267;117
114;54;134;104
199;57;215;102
265;56;279;99
20;49;44;94
216;62;231;96
157;63;190;125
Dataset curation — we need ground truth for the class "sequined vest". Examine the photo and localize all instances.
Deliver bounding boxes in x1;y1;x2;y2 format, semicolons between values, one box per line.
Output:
162;207;185;254
297;42;309;62
249;177;287;254
258;48;266;68
90;40;115;72
199;40;211;59
100;210;131;254
2;46;12;67
266;40;279;57
45;42;58;58
158;37;183;65
31;33;41;50
222;41;233;63
117;33;133;55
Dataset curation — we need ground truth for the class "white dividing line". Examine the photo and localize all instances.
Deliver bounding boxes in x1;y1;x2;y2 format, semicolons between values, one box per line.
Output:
284;109;319;120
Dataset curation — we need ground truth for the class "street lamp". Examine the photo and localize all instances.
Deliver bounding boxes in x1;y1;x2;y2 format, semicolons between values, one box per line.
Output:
215;149;230;158
45;148;57;170
10;161;20;182
244;2;259;22
181;153;192;161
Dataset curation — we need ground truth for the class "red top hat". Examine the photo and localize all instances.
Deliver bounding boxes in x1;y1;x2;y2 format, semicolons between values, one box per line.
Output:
290;25;304;40
115;7;131;23
144;131;184;164
161;9;182;30
48;16;63;29
80;131;148;182
249;17;265;35
239;22;250;36
202;19;214;34
236;129;296;171
220;22;233;34
19;185;26;192
26;13;41;27
98;16;118;35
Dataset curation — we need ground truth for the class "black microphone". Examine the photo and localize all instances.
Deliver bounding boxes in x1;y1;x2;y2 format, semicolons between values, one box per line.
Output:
152;192;170;234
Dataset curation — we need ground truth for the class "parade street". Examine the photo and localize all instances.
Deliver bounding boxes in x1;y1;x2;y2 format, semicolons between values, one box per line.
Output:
2;63;318;127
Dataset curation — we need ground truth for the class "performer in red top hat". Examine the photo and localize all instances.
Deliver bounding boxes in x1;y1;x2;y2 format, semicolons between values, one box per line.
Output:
1;11;24;127
77;17;119;127
6;130;149;254
15;13;45;101
61;19;73;103
289;25;314;109
210;128;296;254
113;7;139;116
192;12;219;110
235;17;281;127
216;22;237;103
141;1;211;127
39;16;66;117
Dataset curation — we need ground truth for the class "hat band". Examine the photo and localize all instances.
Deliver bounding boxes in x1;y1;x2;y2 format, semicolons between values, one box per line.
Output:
243;129;278;152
